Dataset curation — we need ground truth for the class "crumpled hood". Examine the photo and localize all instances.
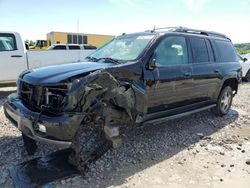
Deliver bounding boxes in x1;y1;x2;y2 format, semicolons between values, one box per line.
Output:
21;61;113;85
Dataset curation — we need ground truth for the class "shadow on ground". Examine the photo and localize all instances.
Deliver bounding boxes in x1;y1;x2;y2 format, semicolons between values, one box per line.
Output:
77;109;239;187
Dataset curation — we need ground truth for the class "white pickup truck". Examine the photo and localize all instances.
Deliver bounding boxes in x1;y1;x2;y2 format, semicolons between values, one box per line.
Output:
0;32;95;84
238;54;250;81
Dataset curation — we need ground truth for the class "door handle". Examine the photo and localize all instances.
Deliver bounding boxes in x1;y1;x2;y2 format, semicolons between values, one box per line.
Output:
184;72;192;78
11;55;23;58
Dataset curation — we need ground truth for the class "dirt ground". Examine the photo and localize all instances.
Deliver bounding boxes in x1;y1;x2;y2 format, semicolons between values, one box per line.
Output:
0;83;250;188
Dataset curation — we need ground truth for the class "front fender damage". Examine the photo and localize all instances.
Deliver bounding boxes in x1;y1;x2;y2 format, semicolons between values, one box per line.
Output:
68;70;146;148
68;70;147;173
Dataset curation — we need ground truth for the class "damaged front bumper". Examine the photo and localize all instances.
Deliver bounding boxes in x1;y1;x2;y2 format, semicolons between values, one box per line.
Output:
4;93;84;147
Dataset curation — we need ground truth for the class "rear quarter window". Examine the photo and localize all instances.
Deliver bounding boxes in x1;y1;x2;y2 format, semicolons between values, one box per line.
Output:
53;45;66;50
213;39;237;62
69;45;80;50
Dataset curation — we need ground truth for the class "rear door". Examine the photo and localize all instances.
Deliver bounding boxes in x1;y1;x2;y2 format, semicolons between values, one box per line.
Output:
145;35;194;114
190;37;221;102
0;33;26;83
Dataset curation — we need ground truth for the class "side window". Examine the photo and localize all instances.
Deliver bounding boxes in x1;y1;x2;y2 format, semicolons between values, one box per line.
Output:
214;40;237;62
190;37;209;63
69;45;80;50
0;33;17;51
53;45;66;50
155;36;188;66
83;45;97;50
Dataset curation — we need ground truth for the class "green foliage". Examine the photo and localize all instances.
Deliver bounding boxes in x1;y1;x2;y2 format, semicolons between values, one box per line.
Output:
234;43;250;54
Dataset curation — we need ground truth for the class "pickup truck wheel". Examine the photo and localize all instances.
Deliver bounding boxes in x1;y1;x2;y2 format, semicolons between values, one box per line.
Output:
68;124;112;174
212;86;233;116
22;133;37;155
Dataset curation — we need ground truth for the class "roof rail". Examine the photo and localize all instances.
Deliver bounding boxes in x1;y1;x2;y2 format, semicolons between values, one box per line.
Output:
149;26;228;39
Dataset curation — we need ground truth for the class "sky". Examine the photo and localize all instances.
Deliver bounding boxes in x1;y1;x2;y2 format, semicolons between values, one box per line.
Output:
0;0;249;43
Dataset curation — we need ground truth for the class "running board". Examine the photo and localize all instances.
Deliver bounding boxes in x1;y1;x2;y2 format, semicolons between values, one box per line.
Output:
141;104;216;127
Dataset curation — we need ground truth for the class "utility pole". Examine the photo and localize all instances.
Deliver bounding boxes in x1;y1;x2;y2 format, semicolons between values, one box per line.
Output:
77;17;79;33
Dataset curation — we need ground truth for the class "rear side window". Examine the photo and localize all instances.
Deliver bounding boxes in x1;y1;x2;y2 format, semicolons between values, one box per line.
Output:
69;45;80;50
190;37;209;63
214;40;237;62
0;33;17;51
53;45;66;50
83;45;97;50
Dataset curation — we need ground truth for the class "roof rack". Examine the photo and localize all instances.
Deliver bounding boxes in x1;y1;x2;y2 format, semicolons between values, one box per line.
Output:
148;26;228;39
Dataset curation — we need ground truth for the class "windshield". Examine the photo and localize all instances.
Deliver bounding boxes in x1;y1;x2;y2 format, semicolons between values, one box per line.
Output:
88;34;155;61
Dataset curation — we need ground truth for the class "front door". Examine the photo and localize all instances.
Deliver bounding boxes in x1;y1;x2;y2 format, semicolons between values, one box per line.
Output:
145;35;194;115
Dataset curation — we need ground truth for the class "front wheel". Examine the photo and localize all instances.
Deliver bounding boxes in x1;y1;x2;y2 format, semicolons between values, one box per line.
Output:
68;124;112;174
22;133;37;155
212;86;233;116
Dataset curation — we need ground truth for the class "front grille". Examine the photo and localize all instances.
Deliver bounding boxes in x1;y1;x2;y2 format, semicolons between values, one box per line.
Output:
18;80;68;112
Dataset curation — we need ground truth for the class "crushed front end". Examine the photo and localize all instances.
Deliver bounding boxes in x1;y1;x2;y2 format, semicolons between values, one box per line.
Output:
4;79;85;147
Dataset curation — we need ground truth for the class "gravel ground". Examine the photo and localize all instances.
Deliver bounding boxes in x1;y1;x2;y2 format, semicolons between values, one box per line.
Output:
0;84;250;188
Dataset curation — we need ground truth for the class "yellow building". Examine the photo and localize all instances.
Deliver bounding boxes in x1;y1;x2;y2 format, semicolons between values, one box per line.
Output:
46;31;115;47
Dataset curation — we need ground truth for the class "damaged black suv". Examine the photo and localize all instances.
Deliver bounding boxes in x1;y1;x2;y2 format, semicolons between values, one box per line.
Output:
4;27;241;172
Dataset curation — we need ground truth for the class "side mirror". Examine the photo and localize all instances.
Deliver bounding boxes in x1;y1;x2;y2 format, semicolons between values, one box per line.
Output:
243;57;248;62
148;54;157;70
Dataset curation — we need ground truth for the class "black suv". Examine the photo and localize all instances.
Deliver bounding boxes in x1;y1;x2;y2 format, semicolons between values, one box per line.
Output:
4;27;241;172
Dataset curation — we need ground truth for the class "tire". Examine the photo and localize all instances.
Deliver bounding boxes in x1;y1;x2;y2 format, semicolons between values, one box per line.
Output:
68;124;112;174
245;70;250;82
212;86;233;116
22;133;37;155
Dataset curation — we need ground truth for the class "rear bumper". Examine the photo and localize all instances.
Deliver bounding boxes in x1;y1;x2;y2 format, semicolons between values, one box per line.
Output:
4;93;84;147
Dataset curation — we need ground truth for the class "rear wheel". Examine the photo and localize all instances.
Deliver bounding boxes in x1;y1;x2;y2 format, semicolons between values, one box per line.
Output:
22;133;37;155
212;86;233;116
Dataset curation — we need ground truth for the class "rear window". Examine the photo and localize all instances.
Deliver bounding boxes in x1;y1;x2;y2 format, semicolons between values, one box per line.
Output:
190;37;209;63
69;45;80;50
0;33;17;51
214;40;237;62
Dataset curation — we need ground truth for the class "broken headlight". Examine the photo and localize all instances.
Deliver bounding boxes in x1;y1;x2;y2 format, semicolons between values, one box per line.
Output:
44;85;68;110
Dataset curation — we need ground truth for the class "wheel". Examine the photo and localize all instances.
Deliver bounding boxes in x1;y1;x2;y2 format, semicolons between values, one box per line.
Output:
22;133;37;155
212;86;233;116
68;124;112;174
245;70;250;82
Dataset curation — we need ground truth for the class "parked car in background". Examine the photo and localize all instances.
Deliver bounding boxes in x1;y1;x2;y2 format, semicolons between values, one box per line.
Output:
238;54;250;81
47;44;97;50
0;32;96;84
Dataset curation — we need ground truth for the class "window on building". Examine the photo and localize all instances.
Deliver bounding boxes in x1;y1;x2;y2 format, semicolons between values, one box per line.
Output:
78;35;82;44
73;35;77;44
83;35;88;44
67;34;72;44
